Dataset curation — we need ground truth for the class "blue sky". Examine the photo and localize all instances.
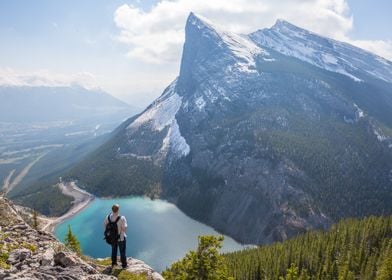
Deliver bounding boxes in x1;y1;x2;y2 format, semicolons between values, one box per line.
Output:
0;0;390;107
347;0;391;40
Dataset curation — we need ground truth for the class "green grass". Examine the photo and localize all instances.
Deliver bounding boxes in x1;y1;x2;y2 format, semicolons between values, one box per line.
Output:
0;251;10;269
94;257;112;266
117;270;147;280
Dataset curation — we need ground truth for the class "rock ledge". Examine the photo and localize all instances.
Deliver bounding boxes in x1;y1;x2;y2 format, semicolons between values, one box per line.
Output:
0;196;164;280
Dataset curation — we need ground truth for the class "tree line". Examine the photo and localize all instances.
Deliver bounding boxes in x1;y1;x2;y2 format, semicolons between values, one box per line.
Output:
224;215;392;279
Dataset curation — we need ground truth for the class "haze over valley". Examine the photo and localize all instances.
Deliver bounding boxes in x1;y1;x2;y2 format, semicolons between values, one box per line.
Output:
0;85;138;214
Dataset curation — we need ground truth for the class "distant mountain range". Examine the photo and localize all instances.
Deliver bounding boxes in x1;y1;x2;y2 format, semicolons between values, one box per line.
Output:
68;13;392;244
0;85;135;122
0;85;139;214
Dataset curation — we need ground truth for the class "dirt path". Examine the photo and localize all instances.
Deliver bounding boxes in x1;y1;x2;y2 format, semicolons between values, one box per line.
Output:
3;153;47;195
41;181;94;232
2;169;16;192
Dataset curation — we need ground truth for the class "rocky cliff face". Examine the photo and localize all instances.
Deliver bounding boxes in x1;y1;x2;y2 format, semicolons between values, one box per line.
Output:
0;196;164;280
70;13;392;245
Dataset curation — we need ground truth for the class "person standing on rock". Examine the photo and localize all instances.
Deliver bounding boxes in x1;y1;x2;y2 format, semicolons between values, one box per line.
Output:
104;204;128;270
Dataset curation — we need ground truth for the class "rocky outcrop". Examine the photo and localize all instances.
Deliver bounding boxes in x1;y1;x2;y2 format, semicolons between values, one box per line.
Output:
126;258;164;280
0;196;164;280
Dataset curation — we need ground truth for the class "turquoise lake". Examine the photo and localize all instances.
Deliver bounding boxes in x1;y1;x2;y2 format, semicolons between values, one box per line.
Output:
55;197;246;271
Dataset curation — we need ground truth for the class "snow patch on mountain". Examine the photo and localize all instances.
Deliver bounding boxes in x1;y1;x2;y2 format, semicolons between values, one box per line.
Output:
202;88;218;103
374;128;388;142
322;53;338;65
128;81;181;131
250;26;361;82
370;122;390;144
127;79;190;158
189;13;265;73
354;103;365;119
195;96;206;110
161;119;190;157
250;20;392;83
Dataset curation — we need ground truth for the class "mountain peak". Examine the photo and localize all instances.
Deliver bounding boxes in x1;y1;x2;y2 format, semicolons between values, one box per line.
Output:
187;12;215;30
185;12;261;52
180;12;264;87
274;19;290;26
185;12;227;41
271;19;306;33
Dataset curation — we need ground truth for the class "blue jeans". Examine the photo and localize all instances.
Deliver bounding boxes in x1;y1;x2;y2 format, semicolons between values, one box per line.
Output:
111;238;127;268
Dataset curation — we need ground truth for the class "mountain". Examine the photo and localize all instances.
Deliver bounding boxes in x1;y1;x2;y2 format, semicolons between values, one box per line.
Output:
68;13;392;244
0;85;135;122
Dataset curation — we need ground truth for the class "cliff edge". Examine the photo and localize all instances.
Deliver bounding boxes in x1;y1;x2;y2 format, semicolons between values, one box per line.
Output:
0;196;164;280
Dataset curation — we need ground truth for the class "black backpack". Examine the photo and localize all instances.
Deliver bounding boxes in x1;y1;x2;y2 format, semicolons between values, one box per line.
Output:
104;214;121;245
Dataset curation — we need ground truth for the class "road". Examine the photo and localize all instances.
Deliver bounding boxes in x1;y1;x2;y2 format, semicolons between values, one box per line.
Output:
2;153;47;194
2;169;16;192
41;181;94;232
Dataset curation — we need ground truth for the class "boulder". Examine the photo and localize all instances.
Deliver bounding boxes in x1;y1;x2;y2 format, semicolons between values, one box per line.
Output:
40;248;55;266
152;272;165;280
125;258;164;280
53;252;77;267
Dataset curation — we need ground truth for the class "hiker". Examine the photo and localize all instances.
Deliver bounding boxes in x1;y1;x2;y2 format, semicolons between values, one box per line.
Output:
104;204;128;269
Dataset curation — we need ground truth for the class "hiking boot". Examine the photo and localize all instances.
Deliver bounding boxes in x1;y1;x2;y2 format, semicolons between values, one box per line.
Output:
109;264;117;273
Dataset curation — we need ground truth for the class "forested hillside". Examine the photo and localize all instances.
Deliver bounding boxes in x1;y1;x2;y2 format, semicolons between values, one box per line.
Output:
224;215;392;280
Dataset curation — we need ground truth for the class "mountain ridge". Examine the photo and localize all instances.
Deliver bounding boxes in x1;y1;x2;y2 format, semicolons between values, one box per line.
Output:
0;85;136;122
250;19;392;83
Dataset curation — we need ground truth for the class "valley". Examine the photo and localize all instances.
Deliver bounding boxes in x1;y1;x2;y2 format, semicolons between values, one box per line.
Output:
0;85;138;217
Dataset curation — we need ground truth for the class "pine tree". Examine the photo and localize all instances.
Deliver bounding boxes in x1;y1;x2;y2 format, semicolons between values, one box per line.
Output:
65;225;81;255
279;264;299;280
224;216;392;280
298;269;310;280
163;235;233;280
376;248;392;280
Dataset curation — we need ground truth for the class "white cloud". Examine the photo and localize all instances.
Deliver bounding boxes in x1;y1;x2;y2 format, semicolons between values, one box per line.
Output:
0;68;98;89
114;0;392;63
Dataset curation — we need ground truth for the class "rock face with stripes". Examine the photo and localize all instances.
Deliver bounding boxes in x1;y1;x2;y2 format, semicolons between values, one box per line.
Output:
72;13;392;244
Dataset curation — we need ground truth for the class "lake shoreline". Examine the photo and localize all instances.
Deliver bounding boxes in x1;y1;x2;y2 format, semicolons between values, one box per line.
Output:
41;181;94;233
47;188;252;247
53;196;248;272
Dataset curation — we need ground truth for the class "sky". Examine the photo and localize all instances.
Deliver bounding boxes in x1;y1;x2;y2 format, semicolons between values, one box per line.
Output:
0;0;391;108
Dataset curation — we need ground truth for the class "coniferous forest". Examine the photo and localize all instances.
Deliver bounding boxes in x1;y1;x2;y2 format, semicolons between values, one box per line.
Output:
224;216;392;280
